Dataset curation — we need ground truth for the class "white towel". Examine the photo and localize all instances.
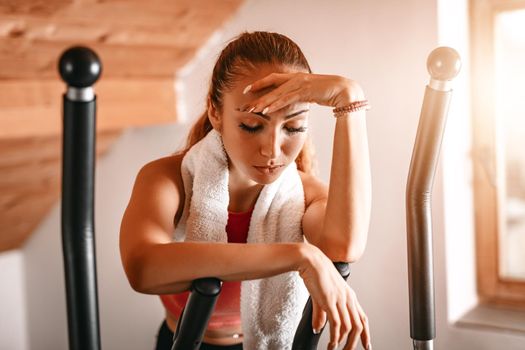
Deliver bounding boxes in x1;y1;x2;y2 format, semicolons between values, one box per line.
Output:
173;129;309;349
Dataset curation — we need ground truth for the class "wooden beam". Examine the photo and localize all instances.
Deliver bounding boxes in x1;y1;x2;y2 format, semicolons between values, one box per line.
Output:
0;0;243;25
0;78;179;138
0;0;246;253
0;37;197;79
0;0;244;79
0;2;240;46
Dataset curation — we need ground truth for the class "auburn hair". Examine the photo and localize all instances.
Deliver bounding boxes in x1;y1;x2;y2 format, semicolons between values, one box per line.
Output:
176;31;317;175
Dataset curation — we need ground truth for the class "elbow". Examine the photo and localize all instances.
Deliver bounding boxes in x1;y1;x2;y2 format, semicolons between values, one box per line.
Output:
126;264;161;295
122;246;185;295
321;232;368;263
342;225;369;262
320;217;370;263
324;245;364;263
122;252;149;294
320;243;365;263
345;232;368;262
128;276;144;294
125;264;146;293
343;245;365;263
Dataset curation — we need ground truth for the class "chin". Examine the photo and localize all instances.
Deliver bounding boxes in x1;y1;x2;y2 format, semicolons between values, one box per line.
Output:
252;176;278;185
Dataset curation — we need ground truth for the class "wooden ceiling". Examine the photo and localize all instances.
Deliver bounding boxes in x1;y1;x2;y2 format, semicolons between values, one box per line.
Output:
0;0;244;252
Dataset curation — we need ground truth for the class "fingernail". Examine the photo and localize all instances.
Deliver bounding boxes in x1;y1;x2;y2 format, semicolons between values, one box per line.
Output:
262;107;269;114
243;84;252;94
313;328;320;334
248;106;255;113
366;343;372;350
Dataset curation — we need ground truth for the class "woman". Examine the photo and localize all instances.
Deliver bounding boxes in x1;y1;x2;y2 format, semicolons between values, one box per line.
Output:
119;31;372;350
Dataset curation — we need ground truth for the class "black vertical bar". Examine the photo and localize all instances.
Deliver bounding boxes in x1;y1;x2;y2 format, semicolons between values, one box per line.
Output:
62;97;101;350
171;278;222;350
59;46;102;350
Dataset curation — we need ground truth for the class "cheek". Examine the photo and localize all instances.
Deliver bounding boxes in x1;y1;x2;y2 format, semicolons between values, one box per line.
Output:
284;134;307;156
222;130;252;159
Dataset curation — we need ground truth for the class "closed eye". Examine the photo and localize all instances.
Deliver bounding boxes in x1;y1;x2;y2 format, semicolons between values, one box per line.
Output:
239;123;307;135
239;124;262;133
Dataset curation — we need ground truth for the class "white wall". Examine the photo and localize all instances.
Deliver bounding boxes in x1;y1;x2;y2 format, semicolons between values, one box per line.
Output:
439;0;478;325
21;125;191;350
2;0;524;349
0;250;28;350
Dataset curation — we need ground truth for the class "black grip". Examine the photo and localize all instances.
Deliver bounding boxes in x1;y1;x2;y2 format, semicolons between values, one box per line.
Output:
291;262;350;350
173;263;350;350
171;278;222;350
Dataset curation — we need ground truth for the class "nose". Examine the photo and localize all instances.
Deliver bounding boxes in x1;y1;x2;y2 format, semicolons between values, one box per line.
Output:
259;130;281;161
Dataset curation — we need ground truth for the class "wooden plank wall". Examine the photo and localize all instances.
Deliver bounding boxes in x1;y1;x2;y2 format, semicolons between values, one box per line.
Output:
0;0;243;252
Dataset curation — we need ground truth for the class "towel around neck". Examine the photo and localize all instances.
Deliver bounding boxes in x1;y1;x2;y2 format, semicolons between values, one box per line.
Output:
173;129;309;349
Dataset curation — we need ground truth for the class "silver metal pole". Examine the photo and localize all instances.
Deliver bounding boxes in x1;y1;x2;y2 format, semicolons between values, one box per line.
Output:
406;47;461;350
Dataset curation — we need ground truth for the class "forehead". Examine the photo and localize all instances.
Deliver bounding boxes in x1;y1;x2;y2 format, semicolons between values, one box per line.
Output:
234;63;299;88
225;63;309;115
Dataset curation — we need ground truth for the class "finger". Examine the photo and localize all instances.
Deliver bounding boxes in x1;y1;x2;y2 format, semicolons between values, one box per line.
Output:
250;82;300;113
327;303;341;350
356;300;371;350
345;297;364;350
311;299;327;334
245;72;290;93
264;89;304;114
336;297;352;349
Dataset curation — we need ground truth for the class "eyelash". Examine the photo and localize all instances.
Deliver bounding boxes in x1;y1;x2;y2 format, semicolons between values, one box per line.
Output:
239;123;308;135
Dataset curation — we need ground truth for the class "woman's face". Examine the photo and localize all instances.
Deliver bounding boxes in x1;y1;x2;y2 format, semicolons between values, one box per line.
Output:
212;63;310;185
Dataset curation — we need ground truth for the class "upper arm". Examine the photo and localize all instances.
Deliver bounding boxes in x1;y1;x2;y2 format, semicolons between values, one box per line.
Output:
119;156;182;287
300;172;329;248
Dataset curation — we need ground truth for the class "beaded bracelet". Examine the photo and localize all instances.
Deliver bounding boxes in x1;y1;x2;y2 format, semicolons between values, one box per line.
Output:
332;100;371;118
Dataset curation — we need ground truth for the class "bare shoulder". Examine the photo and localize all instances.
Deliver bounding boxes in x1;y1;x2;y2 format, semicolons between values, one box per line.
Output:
138;153;184;184
298;170;328;207
120;153;186;273
132;152;186;225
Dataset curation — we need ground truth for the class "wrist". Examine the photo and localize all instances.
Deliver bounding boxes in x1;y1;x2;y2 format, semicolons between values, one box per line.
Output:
295;242;313;273
295;242;323;276
333;100;370;118
335;79;365;108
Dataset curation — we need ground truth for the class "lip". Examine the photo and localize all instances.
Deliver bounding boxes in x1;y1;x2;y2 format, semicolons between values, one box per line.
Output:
253;165;284;175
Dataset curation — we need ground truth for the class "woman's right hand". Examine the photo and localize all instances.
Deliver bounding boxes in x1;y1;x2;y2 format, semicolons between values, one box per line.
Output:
298;244;371;350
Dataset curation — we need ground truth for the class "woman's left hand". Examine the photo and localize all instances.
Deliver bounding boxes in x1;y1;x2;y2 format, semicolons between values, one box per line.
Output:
240;72;365;114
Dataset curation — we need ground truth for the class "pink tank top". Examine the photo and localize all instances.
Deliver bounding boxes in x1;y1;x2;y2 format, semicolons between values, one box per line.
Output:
159;206;253;330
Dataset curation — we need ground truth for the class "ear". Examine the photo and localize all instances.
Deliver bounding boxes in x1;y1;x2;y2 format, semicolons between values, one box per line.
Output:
207;97;222;133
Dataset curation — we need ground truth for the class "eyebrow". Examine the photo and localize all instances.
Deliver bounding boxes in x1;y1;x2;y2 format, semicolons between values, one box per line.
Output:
252;109;309;121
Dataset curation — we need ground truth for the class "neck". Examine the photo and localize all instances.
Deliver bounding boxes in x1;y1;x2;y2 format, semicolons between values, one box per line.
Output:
228;162;263;212
228;171;261;192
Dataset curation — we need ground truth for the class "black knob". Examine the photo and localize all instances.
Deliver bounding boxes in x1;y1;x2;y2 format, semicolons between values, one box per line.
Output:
59;46;102;88
192;278;222;297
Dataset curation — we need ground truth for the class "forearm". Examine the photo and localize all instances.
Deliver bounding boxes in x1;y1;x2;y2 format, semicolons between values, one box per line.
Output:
132;241;307;294
322;110;372;261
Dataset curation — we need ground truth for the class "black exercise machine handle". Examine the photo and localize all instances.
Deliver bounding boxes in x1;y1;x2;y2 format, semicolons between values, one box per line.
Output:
291;262;351;350
59;46;102;350
171;262;350;350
